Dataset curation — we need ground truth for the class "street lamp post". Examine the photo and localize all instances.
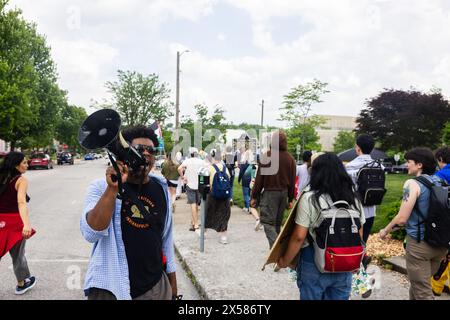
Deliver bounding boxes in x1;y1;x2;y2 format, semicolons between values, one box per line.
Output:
175;50;189;142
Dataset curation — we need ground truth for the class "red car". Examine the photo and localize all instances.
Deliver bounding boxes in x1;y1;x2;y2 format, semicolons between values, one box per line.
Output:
28;152;54;170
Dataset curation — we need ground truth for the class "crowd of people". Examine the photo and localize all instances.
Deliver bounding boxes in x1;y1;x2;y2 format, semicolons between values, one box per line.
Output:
1;124;449;301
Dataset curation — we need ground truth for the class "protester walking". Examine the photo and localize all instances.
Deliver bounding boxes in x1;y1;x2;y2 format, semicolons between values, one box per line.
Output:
204;149;232;244
247;163;262;231
346;134;384;268
224;146;237;206
238;160;251;213
296;151;313;197
250;130;296;248
0;151;36;295
277;152;365;300
178;148;206;231
431;146;450;296
379;147;448;300
161;153;180;212
81;125;177;300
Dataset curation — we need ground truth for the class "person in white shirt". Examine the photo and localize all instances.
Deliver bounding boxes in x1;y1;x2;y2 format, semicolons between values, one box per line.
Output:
345;134;380;268
296;151;313;195
178;148;206;231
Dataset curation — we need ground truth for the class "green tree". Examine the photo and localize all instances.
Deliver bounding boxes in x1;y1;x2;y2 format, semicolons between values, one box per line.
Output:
102;70;173;127
442;121;450;146
55;104;88;153
333;130;355;154
356;88;450;151
286;115;323;157
279;79;329;154
177;104;228;151
280;79;329;125
0;0;65;150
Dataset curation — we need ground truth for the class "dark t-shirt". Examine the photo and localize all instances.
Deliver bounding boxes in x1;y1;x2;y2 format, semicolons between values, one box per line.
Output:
120;178;167;298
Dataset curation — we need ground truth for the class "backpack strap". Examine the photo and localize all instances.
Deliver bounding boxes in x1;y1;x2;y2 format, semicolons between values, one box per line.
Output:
413;176;434;243
361;160;381;169
414;175;435;189
212;164;220;173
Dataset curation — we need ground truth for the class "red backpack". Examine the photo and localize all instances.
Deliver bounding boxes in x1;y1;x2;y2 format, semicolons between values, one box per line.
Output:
310;200;365;273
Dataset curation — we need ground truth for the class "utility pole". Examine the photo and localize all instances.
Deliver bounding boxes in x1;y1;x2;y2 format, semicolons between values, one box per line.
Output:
174;50;189;143
175;51;180;133
261;99;264;127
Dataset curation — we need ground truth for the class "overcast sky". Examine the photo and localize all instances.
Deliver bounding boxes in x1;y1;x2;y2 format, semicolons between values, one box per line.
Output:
8;0;450;126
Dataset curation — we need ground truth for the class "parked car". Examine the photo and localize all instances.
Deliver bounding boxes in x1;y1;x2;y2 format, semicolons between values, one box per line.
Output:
28;152;53;170
383;161;408;174
391;163;408;174
84;153;94;161
57;152;74;165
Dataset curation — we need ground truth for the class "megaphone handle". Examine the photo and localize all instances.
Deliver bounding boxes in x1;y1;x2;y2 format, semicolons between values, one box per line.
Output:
108;151;124;196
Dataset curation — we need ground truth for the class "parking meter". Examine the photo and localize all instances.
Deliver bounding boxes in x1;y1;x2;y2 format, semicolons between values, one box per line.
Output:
198;167;210;252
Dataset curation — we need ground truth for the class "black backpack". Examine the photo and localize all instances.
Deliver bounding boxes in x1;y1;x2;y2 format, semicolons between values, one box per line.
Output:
414;176;450;248
356;161;386;206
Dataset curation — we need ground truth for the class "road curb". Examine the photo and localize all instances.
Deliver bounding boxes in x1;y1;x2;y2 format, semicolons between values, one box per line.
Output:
174;245;208;300
381;256;407;275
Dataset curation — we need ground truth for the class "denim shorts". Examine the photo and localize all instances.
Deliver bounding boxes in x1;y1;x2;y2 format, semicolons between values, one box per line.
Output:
296;245;352;300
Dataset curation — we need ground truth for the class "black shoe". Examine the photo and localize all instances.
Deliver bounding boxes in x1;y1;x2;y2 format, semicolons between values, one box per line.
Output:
432;289;441;297
361;289;372;299
15;276;36;295
443;285;450;295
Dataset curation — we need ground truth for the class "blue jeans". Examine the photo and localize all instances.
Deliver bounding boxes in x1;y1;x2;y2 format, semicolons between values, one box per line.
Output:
242;186;250;209
296;245;352;300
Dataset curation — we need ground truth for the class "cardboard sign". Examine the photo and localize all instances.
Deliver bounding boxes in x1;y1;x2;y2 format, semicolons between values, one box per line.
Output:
262;199;300;271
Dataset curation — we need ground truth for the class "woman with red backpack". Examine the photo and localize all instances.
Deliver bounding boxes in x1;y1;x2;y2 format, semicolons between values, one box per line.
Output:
277;152;365;300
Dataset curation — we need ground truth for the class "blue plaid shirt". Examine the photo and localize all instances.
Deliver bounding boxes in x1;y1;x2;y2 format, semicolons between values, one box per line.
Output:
80;174;176;300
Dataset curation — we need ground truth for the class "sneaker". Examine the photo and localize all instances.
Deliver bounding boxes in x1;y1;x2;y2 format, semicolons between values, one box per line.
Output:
219;236;228;244
361;289;372;299
15;276;36;295
242;207;249;213
254;219;262;231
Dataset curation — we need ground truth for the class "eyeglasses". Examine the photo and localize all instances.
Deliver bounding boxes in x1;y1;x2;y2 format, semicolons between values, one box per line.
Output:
132;144;157;155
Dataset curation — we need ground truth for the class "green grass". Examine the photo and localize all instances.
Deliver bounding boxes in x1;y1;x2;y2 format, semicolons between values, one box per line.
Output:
232;178;245;208
372;173;409;233
232;173;410;234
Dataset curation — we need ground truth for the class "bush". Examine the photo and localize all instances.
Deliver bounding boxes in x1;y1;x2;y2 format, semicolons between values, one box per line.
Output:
385;200;406;241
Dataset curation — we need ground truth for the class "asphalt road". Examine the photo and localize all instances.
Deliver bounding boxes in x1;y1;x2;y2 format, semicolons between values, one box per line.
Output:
0;159;199;300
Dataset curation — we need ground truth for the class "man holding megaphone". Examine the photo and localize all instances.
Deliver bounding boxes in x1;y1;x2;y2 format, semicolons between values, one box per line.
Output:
79;111;178;300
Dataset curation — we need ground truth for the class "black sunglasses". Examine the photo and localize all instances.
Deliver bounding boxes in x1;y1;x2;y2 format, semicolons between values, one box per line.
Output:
132;144;158;155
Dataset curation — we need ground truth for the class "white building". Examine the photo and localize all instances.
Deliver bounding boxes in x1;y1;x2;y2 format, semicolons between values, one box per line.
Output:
316;115;357;152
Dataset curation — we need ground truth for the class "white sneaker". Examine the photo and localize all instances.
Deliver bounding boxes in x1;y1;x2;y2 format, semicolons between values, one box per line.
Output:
242;207;249;213
219;236;228;244
254;219;262;231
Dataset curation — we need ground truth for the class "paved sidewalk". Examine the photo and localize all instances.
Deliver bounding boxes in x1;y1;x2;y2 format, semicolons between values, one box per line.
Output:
172;194;450;300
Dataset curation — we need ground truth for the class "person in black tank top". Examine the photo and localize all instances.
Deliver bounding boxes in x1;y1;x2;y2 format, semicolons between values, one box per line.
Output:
0;151;36;295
